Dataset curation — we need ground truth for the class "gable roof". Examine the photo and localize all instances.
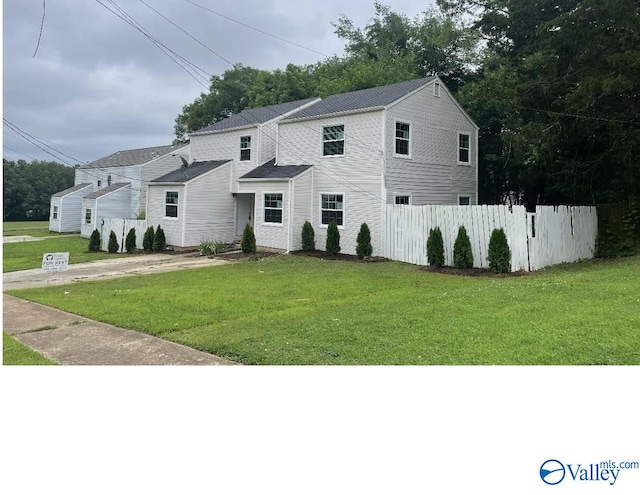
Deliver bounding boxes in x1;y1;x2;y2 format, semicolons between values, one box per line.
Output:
78;144;181;169
239;159;312;180
151;160;231;183
52;183;92;197
191;98;319;135
282;77;437;121
83;183;130;199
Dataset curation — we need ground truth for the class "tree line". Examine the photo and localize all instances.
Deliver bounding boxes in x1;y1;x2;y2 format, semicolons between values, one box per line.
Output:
174;0;640;208
3;159;75;221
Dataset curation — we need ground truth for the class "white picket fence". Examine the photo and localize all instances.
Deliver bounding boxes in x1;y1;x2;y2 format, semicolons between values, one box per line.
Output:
101;218;148;252
382;204;597;272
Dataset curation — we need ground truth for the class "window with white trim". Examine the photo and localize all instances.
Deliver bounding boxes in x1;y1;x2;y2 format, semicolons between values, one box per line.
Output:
322;125;344;156
97;180;102;187
165;191;178;218
458;133;470;164
85;208;92;224
52;206;58;219
107;175;112;186
240;136;251;161
395;195;410;205
434;82;441;97
458;196;471;206
263;193;283;224
395;122;410;156
321;194;344;226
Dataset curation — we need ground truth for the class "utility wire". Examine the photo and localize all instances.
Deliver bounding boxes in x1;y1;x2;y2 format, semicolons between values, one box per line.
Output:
33;0;46;57
3;118;83;163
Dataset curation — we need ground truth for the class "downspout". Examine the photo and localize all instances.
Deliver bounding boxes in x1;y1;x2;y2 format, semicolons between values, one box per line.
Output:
287;178;294;253
380;109;388;257
182;183;188;247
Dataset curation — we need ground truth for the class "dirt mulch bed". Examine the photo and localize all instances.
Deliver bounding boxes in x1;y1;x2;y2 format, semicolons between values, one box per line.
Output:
211;250;282;261
420;265;529;277
289;250;387;263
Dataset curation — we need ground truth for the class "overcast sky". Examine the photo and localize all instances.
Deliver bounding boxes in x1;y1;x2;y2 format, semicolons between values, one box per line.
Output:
2;0;435;165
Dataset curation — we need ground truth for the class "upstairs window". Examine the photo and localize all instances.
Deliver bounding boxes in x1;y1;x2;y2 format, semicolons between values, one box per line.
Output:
458;196;471;206
263;193;283;224
240;136;251;161
107;175;112;186
165;191;179;218
321;193;344;226
434;82;441;97
395;122;410;156
458;133;470;164
85;209;92;224
323;125;344;156
395;195;410;205
52;206;59;219
97;180;102;187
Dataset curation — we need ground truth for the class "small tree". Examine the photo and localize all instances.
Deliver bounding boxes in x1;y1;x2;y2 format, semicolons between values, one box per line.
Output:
153;225;166;252
326;221;341;256
426;227;444;267
301;220;315;252
356;222;373;259
453;226;473;268
143;226;155;251
241;223;256;253
488;228;511;273
107;230;119;253
88;229;101;252
125;228;137;253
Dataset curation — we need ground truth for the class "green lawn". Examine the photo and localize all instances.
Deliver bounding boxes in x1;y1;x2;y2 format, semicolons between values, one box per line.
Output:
3;333;57;365
3;221;54;237
3;235;132;272
7;255;639;365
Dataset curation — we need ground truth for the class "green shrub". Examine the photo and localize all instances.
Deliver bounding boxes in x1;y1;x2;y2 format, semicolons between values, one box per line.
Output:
125;228;137;253
136;210;146;220
199;240;228;256
241;224;256;253
153;225;166;252
426;227;444;267
453;226;473;268
142;226;155;251
88;229;101;252
326;221;341;256
107;230;119;253
301;220;315;252
488;228;511;273
356;222;373;259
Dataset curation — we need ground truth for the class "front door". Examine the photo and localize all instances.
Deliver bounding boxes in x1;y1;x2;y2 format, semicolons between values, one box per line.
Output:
235;193;255;237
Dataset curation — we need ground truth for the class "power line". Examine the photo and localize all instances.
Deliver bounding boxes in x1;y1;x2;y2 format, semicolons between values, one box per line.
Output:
3;145;40;162
3;118;83;163
518;106;639;126
3;119;74;165
33;0;46;57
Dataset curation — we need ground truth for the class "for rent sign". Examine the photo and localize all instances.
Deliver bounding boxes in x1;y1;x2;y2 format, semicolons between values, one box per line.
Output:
42;252;69;273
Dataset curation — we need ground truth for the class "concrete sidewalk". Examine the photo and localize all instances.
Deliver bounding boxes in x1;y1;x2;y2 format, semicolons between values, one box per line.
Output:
3;253;239;365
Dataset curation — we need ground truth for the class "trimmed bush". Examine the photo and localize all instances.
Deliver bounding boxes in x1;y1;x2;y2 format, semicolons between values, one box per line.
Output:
426;227;445;267
241;224;256;253
125;228;137;253
153;225;167;252
88;229;101;252
453;226;473;268
326;221;341;256
488;228;511;273
136;210;146;220
356;222;373;259
301;220;315;252
143;226;155;251
107;230;119;253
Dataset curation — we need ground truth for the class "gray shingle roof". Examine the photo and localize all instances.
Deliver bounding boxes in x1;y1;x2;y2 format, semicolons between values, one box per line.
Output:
191;98;319;135
78;144;182;169
239;159;312;180
282;77;437;121
84;183;130;199
52;183;92;197
151;160;231;183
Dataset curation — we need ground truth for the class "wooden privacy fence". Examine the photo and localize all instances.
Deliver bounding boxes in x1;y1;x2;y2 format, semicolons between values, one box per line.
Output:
382;205;597;272
100;218;148;252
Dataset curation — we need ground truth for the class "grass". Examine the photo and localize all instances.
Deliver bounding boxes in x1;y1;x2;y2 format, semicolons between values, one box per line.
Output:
3;333;57;365
3;235;132;272
6;255;640;365
3;220;56;237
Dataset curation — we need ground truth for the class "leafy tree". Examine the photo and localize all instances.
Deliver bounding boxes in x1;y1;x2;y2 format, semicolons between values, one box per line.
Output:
426;227;445;267
125;228;137;253
107;230;119;253
453;226;473;268
153;225;166;251
488;228;511;273
301;220;315;252
325;221;341;256
241;224;256;253
356;223;373;259
143;226;155;251
88;229;101;252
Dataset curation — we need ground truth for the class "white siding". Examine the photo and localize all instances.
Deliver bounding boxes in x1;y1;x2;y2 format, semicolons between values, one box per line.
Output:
290;171;313;251
147;184;185;246
75;164;141;216
49;198;62;233
140;145;188;215
81;186;132;238
259;121;279;163
238;183;289;250
49;186;92;233
278;112;384;255
385;81;478;205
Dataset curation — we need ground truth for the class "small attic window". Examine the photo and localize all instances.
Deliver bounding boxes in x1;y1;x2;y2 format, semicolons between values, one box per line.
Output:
433;82;441;97
107;175;112;186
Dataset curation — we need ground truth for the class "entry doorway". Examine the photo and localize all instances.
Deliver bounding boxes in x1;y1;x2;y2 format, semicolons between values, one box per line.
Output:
235;193;255;238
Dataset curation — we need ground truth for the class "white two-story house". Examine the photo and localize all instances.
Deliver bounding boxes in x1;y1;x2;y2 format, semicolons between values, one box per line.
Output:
148;77;478;254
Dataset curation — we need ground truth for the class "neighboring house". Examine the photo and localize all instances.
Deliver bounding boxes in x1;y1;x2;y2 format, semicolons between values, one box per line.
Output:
81;183;131;238
49;143;188;234
49;183;93;233
150;76;478;255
